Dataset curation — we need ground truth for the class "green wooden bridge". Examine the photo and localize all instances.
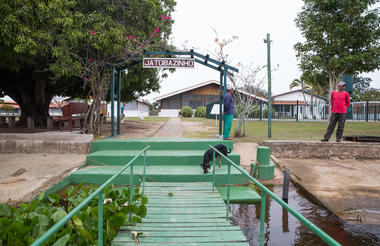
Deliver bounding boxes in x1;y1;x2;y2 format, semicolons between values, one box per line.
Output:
75;137;253;245
113;182;249;245
32;137;341;246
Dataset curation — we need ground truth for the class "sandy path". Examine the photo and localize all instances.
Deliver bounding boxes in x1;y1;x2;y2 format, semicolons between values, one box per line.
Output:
0;153;86;205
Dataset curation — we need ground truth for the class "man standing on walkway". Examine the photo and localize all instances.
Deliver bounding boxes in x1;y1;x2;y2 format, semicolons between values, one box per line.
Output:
321;81;351;142
223;84;234;140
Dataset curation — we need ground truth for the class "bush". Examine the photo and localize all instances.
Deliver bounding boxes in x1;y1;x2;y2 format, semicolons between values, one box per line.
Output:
0;185;148;245
194;106;206;118
179;107;193;117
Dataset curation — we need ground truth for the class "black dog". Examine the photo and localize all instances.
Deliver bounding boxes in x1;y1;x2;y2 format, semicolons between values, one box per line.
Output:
201;144;231;174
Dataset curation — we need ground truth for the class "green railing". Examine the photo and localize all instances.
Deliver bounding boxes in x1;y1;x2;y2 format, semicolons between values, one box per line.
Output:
31;145;150;246
208;145;341;246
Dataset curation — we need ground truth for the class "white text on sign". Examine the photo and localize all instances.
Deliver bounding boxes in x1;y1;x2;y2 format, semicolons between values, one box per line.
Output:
143;58;195;69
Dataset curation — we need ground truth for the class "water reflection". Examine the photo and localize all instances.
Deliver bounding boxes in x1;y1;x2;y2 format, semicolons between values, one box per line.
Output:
229;185;380;246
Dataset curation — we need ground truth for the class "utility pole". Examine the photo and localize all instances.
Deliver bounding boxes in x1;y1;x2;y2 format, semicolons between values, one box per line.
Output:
264;33;272;138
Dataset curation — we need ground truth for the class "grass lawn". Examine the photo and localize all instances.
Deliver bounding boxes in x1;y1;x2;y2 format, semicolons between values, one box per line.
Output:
238;121;380;143
182;118;380;144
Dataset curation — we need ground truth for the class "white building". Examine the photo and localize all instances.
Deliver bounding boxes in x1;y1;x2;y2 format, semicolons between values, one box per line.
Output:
107;99;151;118
272;89;328;120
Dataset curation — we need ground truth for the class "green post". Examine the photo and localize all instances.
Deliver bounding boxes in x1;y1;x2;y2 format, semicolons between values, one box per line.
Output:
226;162;231;221
259;191;266;246
256;146;275;180
212;150;216;192
264;33;272;138
224;68;227;98
296;100;299;122
129;163;133;223
219;71;223;137
98;191;103;246
366;101;369;122
259;101;263;121
257;146;270;165
223;68;228;138
117;69;121;135
375;104;377;121
110;66;115;137
143;149;146;194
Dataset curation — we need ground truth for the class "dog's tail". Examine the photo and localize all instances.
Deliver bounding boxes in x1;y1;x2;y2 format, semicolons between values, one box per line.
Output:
227;148;232;154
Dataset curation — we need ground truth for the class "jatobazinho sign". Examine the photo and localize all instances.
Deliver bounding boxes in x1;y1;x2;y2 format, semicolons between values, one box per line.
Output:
143;58;195;69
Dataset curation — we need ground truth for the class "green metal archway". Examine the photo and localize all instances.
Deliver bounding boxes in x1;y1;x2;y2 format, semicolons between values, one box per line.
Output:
108;49;239;138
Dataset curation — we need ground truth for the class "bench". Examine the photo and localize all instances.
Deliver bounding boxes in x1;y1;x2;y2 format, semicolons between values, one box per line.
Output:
56;102;89;131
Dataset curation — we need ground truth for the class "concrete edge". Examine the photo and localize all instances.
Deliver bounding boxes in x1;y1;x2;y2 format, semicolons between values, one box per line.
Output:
0;139;91;154
264;141;380;159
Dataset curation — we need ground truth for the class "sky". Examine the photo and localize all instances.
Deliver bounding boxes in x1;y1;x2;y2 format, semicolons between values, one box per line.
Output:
145;0;380;102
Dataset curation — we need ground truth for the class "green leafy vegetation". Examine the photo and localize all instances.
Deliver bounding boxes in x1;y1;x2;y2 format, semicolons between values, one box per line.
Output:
294;0;380;105
180;107;193;118
0;184;148;245
194;106;206;118
0;0;176;130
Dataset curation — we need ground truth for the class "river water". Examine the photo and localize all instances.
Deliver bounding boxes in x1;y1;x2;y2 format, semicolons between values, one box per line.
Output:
230;185;380;246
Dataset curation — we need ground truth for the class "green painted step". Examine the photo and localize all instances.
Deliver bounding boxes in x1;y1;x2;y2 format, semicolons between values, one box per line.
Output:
70;165;249;185
112;182;249;246
217;186;261;204
90;137;234;152
119;225;242;231
113;243;249;246
86;150;240;166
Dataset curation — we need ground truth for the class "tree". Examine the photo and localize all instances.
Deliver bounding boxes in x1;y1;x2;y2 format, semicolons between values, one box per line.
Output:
231;64;266;137
0;0;175;131
289;78;310;104
301;69;328;116
294;0;380;117
0;1;82;125
212;31;272;137
352;75;372;101
361;88;380;101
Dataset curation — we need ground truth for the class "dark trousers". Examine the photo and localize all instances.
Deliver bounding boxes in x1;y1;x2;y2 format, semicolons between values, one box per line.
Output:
323;113;346;141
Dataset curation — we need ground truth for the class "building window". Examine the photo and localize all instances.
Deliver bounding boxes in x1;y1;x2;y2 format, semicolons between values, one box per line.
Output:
206;95;219;104
183;95;203;109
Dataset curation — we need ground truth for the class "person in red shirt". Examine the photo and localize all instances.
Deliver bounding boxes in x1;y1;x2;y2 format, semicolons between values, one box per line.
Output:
321;81;351;142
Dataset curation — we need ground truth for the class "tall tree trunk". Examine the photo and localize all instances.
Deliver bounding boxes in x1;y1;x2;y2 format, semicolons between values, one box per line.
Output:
84;72;109;134
328;73;335;122
3;70;53;127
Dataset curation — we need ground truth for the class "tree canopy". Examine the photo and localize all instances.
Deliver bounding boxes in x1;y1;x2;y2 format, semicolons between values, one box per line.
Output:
0;0;176;128
294;0;380;94
352;75;380;101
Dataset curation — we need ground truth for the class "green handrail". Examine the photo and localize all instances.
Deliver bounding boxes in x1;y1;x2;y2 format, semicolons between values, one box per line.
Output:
209;145;341;246
31;145;150;246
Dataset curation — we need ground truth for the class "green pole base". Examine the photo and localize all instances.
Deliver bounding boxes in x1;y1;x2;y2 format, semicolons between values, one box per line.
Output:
257;146;270;165
257;162;275;180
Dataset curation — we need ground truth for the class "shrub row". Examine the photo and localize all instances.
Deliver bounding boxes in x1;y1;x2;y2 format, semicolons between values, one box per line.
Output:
179;106;206;118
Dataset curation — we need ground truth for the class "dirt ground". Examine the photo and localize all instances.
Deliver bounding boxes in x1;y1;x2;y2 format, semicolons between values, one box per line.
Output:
100;120;166;138
0;153;86;206
181;121;218;138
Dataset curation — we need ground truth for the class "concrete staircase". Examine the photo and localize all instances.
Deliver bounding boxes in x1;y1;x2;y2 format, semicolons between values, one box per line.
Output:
70;137;249;186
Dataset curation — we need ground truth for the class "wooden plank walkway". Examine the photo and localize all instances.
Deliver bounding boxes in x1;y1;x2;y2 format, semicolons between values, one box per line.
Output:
112;182;249;246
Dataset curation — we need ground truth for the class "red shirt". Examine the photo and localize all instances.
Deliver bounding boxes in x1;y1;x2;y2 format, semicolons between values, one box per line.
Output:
331;91;350;113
